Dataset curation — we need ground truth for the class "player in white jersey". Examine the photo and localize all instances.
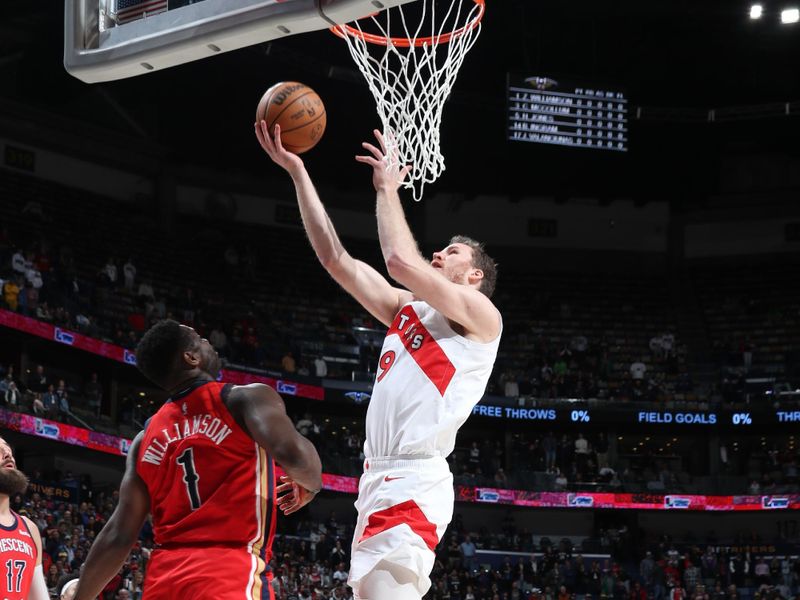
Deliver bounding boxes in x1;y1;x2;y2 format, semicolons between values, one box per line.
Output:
256;123;502;600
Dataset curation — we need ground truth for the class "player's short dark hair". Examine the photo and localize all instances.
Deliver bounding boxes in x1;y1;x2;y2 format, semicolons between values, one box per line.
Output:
135;320;194;389
450;235;498;298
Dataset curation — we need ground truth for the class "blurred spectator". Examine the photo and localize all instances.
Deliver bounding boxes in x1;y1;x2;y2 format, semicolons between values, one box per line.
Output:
28;364;49;394
460;535;477;572
137;280;155;303
314;356;328;378
209;326;229;355
650;335;665;360
296;413;316;437
3;276;21;311
23;281;38;315
3;380;21;407
630;359;647;381
36;301;53;321
32;393;45;415
42;384;58;419
55;380;70;416
100;257;118;287
11;248;26;276
85;373;103;417
123;258;137;291
661;332;675;360
282;351;297;374
503;372;519;398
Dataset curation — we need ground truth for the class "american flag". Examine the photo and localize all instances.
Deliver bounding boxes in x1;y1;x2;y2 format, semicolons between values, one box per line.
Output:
115;0;168;24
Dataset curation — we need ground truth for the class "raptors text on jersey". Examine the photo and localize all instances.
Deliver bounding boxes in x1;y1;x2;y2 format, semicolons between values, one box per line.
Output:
365;301;501;458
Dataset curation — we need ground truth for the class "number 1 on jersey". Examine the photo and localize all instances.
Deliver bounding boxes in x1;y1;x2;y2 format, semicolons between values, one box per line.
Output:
176;447;202;510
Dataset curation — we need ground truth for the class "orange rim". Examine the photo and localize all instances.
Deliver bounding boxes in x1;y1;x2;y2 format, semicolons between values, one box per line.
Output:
330;0;484;47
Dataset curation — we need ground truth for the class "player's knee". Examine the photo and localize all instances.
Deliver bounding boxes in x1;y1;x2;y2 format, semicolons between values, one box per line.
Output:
357;561;422;600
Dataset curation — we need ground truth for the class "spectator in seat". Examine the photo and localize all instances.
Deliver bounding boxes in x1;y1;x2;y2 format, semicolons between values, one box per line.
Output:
3;380;21;407
313;356;328;378
136;279;154;304
36;301;53;322
661;332;675;360
333;563;348;586
11;248;26;276
650;335;664;361
84;373;103;417
554;468;568;490
28;364;48;394
630;359;647;381
42;384;58;419
23;281;39;316
3;276;20;311
460;535;477;573
296;413;316;437
494;468;508;487
32;393;46;416
282;351;297;373
208;326;228;355
55;379;70;416
25;262;43;291
99;257;118;287
503;372;519;398
123;258;136;291
570;334;588;356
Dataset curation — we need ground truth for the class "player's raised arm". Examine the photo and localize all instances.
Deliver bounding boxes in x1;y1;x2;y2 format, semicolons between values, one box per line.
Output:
357;130;501;342
256;121;409;327
73;433;150;600
225;383;322;497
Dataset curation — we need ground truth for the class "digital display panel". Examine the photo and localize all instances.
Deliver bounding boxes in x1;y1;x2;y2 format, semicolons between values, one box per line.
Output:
508;74;629;152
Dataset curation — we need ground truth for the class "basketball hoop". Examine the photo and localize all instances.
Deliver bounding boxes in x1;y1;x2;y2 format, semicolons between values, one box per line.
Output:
331;0;485;201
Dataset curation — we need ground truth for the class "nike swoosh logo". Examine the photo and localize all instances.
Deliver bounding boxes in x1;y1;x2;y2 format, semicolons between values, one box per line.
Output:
384;476;405;482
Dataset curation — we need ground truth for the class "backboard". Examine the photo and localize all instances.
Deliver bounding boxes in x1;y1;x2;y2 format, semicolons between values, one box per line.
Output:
64;0;416;83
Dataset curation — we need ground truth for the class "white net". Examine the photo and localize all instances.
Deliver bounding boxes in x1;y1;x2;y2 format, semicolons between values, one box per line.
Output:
334;0;484;201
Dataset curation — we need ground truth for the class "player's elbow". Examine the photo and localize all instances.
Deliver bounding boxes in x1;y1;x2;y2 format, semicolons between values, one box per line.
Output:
385;252;414;283
273;436;321;473
100;520;141;550
319;252;343;274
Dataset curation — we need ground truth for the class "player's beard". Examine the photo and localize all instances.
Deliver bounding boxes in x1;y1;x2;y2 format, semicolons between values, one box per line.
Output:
0;468;29;496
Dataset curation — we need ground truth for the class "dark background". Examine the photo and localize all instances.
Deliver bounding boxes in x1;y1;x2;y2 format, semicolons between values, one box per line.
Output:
2;0;799;204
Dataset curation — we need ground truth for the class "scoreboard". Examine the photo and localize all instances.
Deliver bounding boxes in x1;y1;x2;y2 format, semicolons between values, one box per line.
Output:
507;74;629;152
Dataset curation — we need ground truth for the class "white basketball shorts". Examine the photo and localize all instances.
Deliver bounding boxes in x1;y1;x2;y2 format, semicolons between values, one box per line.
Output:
348;455;454;598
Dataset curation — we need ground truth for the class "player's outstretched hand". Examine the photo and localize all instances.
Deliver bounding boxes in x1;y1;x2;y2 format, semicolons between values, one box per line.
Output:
356;129;411;192
255;121;304;176
276;475;318;515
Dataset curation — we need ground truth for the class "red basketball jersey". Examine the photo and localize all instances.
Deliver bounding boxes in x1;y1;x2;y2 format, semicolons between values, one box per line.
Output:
0;512;38;600
137;381;275;599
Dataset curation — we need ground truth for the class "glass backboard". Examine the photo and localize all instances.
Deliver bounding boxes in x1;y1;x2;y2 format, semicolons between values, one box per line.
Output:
64;0;415;83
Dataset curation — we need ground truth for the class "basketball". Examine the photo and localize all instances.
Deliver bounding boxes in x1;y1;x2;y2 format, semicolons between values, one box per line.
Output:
256;81;326;154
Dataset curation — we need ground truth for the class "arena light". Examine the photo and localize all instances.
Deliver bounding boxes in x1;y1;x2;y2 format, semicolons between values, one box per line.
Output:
750;4;764;18
781;7;800;22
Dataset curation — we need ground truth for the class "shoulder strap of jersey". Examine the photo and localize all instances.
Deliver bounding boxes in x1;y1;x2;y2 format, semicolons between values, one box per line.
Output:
14;512;38;561
219;383;234;404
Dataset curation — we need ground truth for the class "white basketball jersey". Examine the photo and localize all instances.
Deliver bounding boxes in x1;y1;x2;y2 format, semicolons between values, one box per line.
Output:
364;300;502;459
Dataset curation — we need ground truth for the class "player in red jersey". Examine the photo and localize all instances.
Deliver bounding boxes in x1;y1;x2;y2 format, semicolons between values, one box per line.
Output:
0;437;49;600
74;320;322;600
